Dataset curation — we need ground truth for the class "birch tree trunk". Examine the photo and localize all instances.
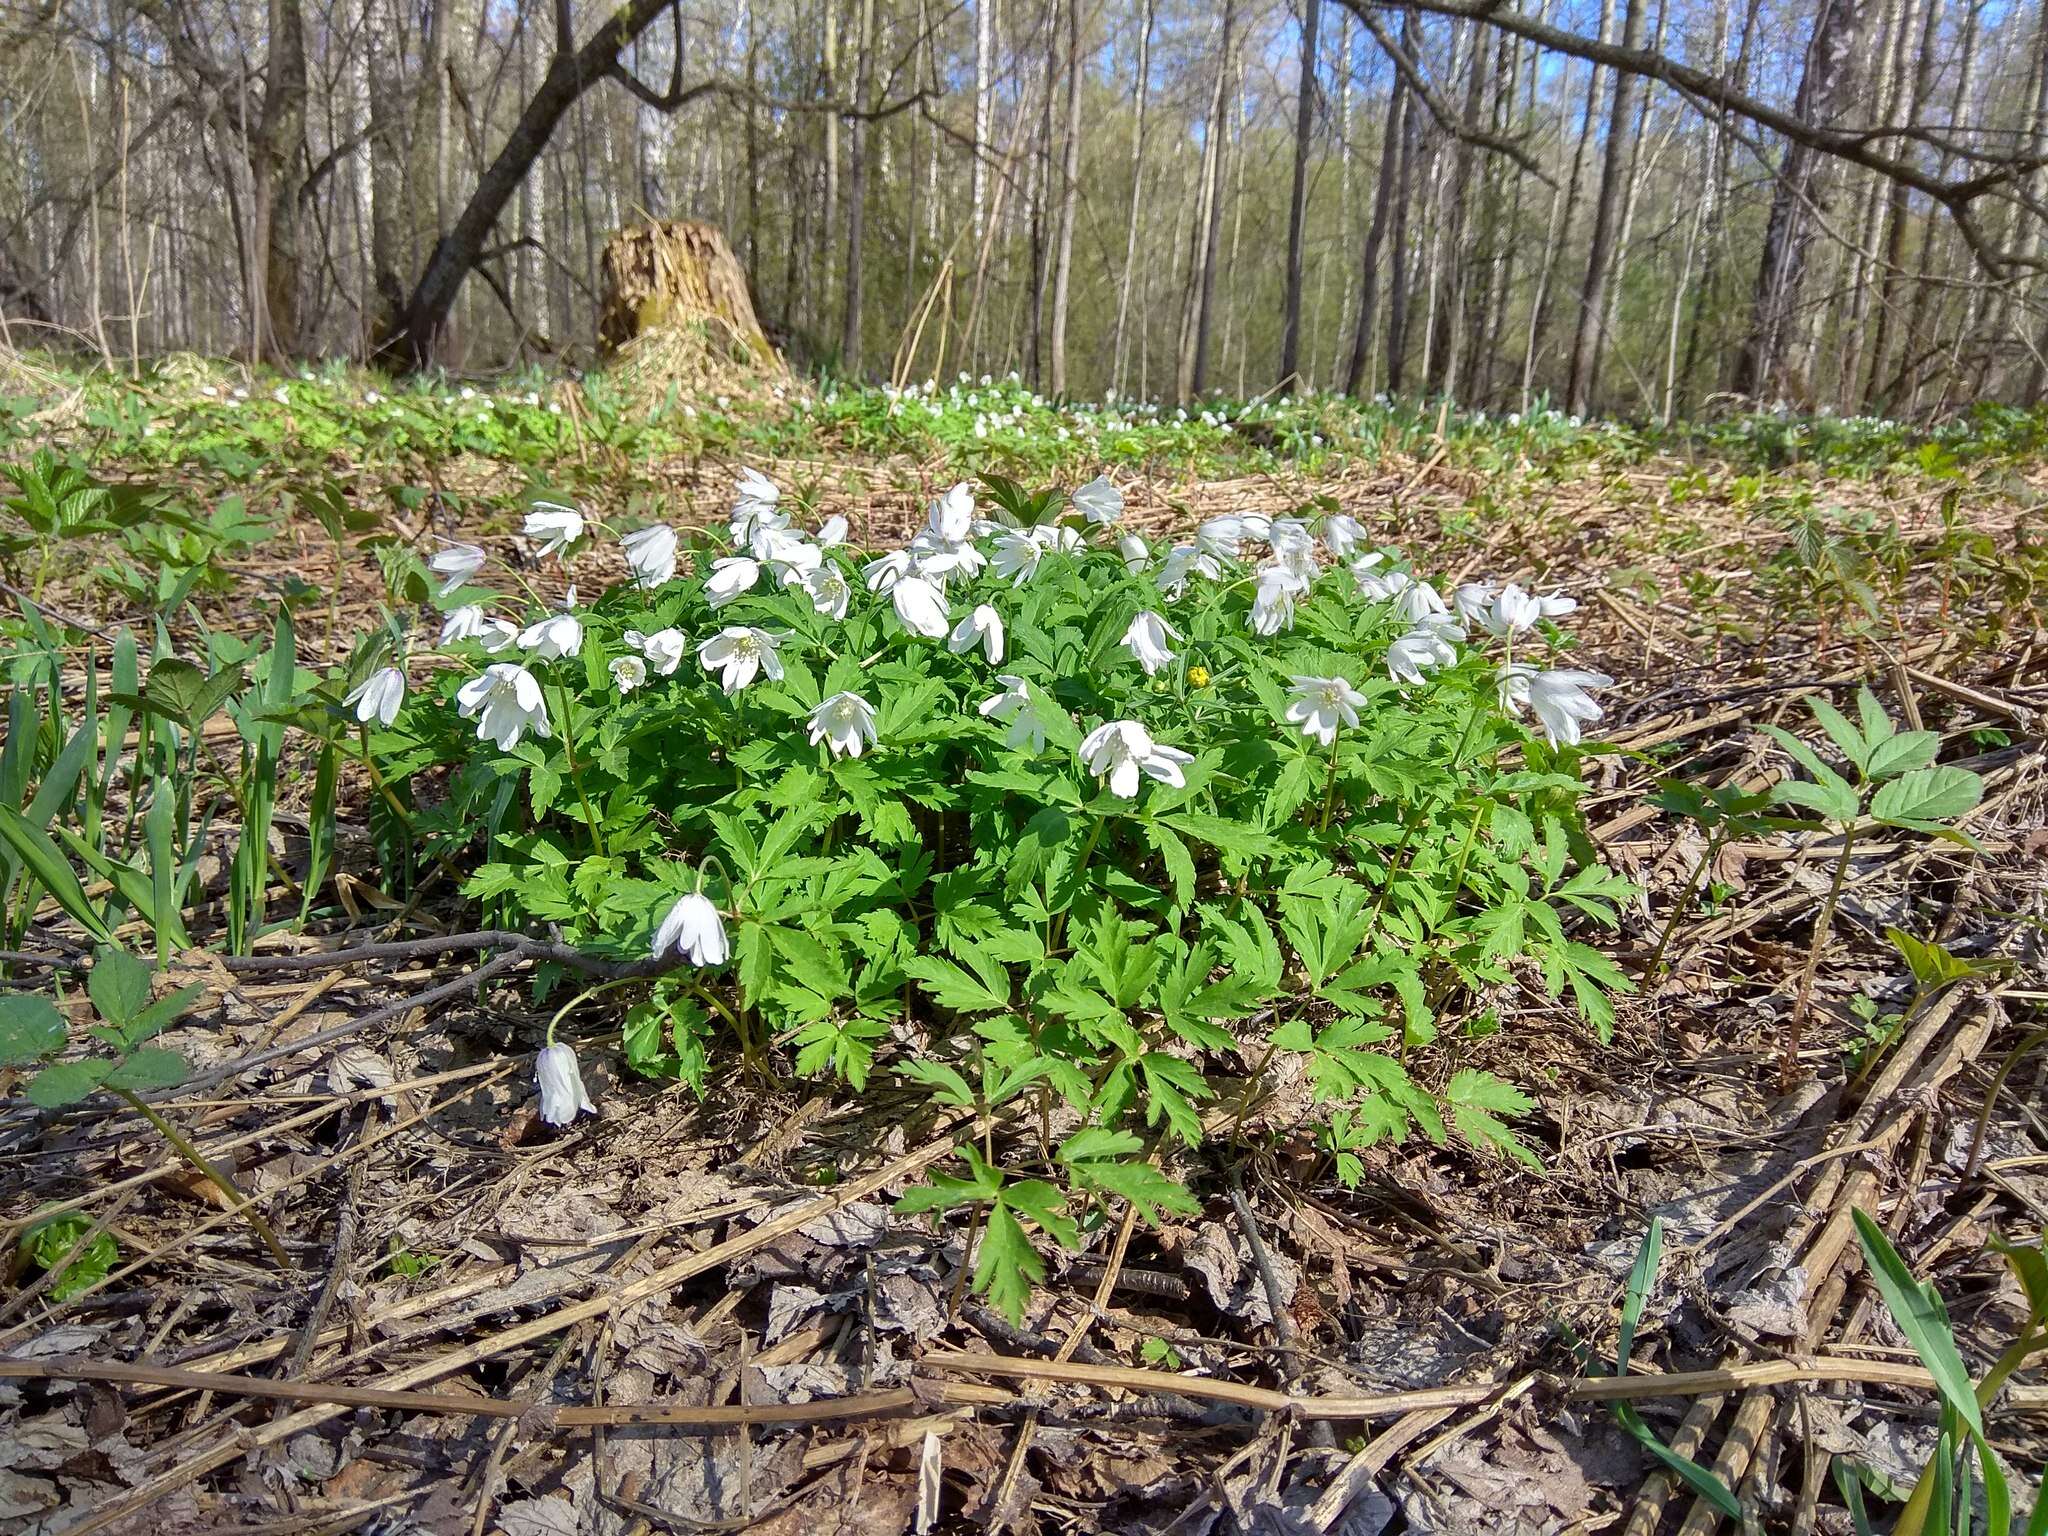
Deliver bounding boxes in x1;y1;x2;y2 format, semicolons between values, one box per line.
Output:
1566;0;1646;414
1111;0;1154;397
1280;0;1322;388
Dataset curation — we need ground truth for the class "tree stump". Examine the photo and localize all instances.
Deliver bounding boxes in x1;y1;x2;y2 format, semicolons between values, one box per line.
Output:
596;220;778;370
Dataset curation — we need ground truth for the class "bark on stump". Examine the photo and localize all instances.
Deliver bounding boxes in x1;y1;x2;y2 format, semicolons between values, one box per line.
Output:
596;220;779;372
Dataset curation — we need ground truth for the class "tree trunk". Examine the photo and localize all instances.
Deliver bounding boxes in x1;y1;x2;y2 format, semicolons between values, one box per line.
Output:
1111;0;1154;397
1280;0;1322;388
252;0;308;359
840;0;875;373
1187;0;1235;398
1049;0;1083;394
1385;16;1421;394
1731;0;1867;402
1344;72;1404;395
1566;0;1645;414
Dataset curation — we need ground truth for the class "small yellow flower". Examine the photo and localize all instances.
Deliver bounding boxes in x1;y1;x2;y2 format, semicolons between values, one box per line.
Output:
1187;665;1211;689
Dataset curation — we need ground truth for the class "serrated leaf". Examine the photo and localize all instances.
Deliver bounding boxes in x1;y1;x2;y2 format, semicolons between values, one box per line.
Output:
974;1202;1044;1324
1065;1156;1201;1226
87;947;153;1029
104;1047;188;1091
0;995;67;1066
903;953;1009;1013
897;1057;977;1108
26;1058;114;1108
1871;766;1982;828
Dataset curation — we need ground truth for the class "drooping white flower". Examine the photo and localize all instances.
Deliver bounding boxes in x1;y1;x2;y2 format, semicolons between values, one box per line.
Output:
731;469;785;544
864;549;914;594
621;524;678;589
440;604;492;645
1268;518;1315;561
1156;543;1222;600
1498;664;1613;746
752;523;814;568
697;626;784;694
534;1042;597;1126
1118;532;1151;571
429;542;486;595
705;556;762;609
949;604;1006;664
518;607;583;661
990;531;1045;586
1077;719;1194;799
1360;567;1451;626
1248;567;1305;636
1120;610;1180;676
1036;524;1085;556
1320;514;1368;559
800;562;852;620
1535;589;1578;620
1482;583;1544;637
1387;626;1458;685
629;627;688;676
928;482;976;543
1238;512;1274;543
456;663;552;750
815;514;849;548
523;501;584;557
911;529;986;581
1073;474;1124;525
891;575;951;639
344;667;405;728
979;675;1052;755
653;891;730;965
807;691;879;758
1453;581;1500;626
1197;515;1250;561
610;654;648;693
1284;674;1368;747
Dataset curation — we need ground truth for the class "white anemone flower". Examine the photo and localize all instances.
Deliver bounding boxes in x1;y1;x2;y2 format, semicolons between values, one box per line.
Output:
1452;581;1500;626
518;607;583;661
1120;610;1180;675
628;627;688;676
534;1042;597;1126
1248;567;1305;636
979;675;1052;755
1077;719;1193;799
1268;518;1315;560
807;691;879;758
864;549;913;594
1320;514;1368;559
1387;626;1459;685
621;524;678;589
1535;589;1579;619
928;482;976;543
752;524;816;570
1156;543;1222;600
1284;675;1368;747
1036;525;1085;556
731;469;785;544
344;667;405;727
815;514;849;548
439;604;492;645
1073;474;1124;525
800;562;852;620
891;575;951;638
1117;532;1151;571
1483;583;1544;637
610;654;648;694
697;626;784;694
705;556;762;608
949;604;1005;663
653;891;730;965
1498;664;1613;746
456;663;552;750
990;531;1045;586
1197;515;1249;561
429;542;486;595
523;501;584;557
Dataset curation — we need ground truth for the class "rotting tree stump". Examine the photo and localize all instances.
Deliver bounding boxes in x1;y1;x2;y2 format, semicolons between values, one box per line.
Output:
596;220;779;371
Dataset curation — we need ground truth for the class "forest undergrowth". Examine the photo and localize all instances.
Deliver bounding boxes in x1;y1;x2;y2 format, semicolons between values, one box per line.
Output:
0;360;2043;1535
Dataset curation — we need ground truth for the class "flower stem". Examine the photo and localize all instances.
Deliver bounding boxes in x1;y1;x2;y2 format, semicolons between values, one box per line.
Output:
1048;816;1105;953
1317;735;1343;832
1782;824;1857;1090
115;1088;293;1272
1644;833;1718;979
552;678;609;857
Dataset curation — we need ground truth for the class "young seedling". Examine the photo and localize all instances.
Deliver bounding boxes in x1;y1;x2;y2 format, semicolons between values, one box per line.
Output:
1644;779;1778;979
1764;687;1982;1088
0;947;292;1273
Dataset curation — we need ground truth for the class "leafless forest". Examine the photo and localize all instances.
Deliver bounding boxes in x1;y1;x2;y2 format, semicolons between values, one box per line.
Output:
5;0;2048;416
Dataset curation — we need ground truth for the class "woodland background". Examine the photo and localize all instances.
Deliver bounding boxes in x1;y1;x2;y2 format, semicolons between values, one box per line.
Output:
4;0;2048;418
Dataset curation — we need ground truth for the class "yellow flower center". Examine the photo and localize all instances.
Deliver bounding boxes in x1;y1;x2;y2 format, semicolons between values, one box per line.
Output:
1187;666;1211;689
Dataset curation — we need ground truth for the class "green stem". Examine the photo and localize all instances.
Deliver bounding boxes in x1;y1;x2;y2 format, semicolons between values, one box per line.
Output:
1783;824;1858;1090
115;1088;293;1272
543;976;642;1045
1963;1026;2048;1181
1317;734;1343;832
552;678;609;857
1645;833;1718;979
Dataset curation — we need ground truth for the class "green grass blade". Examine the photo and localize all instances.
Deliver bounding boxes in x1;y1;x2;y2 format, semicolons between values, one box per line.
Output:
1617;1217;1664;1374
1852;1210;1985;1440
0;805;114;943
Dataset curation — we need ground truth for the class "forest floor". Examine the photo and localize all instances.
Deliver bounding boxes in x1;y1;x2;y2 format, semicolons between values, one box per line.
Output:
0;365;2045;1535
